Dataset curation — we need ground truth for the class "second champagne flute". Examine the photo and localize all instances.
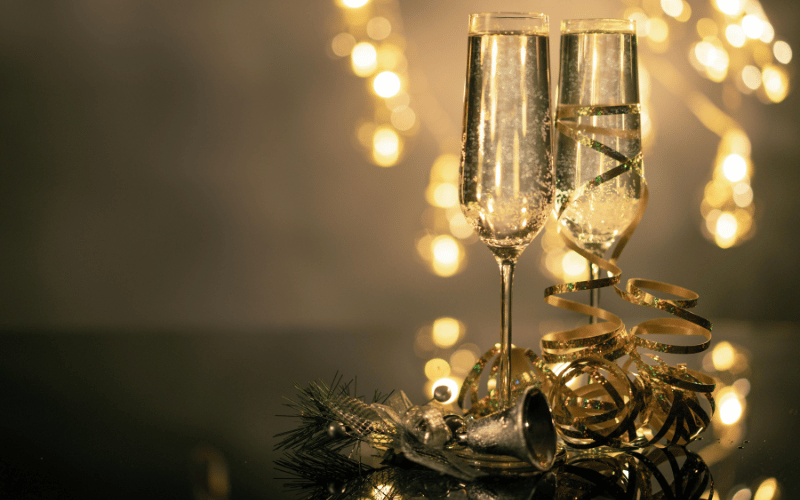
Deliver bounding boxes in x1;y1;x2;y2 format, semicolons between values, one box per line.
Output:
461;13;554;409
554;19;645;319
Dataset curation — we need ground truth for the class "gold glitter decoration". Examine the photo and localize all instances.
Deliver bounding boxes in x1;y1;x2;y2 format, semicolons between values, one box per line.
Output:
457;345;555;418
545;103;714;448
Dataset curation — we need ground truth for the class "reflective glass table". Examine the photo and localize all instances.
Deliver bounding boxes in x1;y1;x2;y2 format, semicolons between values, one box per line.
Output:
0;321;797;499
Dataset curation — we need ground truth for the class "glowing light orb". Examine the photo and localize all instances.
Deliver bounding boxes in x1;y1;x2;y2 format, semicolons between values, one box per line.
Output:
742;65;762;90
742;15;764;39
722;154;747;182
351;42;377;76
561;251;588;278
390;106;416;131
366;17;391;40
712;341;736;371
719;394;743;424
661;0;684;17
342;0;369;8
715;0;743;16
716;212;738;240
450;349;478;374
754;478;779;500
432;317;462;348
331;33;356;58
431;235;462;277
733;182;754;207
372;126;400;166
373;71;401;98
762;65;789;102
726;24;746;48
773;40;792;64
424;358;450;380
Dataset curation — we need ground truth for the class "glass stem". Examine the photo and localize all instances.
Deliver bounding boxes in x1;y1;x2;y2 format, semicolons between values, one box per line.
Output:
589;263;599;324
497;258;516;408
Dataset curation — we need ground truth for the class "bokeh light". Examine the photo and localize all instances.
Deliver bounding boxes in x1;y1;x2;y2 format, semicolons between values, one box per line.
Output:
448;212;474;239
424;358;450;380
431;235;464;277
741;65;762;90
372;126;401;166
351;42;377;76
697;17;718;38
331;33;356;58
754;478;779;500
773;40;792;64
431;183;458;208
626;10;650;37
722;154;747;181
342;0;369;8
725;24;746;48
715;0;744;16
712;341;736;371
432;317;462;348
715;212;738;246
733;182;754;207
450;348;478;374
718;391;744;424
759;22;775;43
376;44;406;73
561;251;588;278
373;71;401;98
647;17;669;45
741;15;764;39
390;106;416;131
693;39;729;81
660;0;683;18
762;65;789;102
366;17;392;40
731;488;753;500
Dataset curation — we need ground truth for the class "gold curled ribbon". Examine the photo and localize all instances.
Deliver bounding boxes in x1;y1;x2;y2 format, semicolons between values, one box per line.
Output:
539;103;715;448
457;346;556;418
549;356;640;449
542;104;642;365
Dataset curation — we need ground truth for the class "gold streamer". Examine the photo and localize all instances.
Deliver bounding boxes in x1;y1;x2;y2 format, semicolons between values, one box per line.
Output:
541;103;715;448
457;345;555;418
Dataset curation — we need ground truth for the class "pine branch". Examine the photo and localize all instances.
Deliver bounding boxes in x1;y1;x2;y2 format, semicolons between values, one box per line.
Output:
274;374;398;453
275;447;376;499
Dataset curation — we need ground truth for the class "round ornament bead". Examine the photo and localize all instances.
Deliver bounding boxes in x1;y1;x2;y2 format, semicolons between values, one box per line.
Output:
433;384;452;403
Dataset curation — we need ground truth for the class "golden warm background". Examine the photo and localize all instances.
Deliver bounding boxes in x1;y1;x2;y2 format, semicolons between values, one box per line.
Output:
0;1;798;498
2;0;798;330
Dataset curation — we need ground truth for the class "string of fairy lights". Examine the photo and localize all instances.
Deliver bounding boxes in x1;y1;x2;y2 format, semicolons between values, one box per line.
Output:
325;2;790;496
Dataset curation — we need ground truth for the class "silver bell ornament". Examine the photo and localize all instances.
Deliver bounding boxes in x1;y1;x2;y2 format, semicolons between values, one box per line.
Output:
462;386;557;471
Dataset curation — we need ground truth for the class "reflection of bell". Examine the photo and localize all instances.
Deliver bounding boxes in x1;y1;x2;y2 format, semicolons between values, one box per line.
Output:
466;472;556;500
464;386;557;471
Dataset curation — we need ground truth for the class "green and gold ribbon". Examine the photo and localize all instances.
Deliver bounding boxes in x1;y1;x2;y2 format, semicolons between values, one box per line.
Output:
543;103;714;448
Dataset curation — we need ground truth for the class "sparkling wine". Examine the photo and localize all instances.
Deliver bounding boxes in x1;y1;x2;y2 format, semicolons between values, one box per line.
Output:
461;32;554;261
555;29;644;256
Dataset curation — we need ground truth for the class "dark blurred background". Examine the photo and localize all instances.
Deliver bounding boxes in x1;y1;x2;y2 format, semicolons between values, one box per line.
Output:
1;0;798;498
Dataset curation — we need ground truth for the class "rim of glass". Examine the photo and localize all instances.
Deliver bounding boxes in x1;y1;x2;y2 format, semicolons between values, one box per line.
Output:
561;18;635;34
469;12;549;35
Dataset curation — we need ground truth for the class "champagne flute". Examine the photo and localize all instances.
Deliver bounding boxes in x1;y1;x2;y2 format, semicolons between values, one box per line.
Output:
461;13;554;408
554;19;645;319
